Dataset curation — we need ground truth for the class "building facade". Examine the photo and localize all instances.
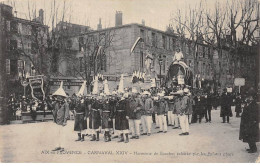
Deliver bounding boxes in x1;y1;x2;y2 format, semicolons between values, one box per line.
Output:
54;19;217;94
0;3;48;97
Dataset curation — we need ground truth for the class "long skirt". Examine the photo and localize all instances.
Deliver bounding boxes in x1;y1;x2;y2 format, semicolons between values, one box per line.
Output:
89;110;101;129
102;111;113;129
115;110;129;130
74;114;87;131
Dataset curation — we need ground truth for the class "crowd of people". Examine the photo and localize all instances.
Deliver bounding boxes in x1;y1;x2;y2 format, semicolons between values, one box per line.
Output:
6;84;259;154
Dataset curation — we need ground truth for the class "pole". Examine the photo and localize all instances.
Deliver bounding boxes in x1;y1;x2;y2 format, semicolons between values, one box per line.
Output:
239;85;241;94
24;86;26;97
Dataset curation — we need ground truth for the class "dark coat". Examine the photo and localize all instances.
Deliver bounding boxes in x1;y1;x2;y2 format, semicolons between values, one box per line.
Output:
194;96;206;115
89;100;102;129
127;98;143;119
74;100;87;131
101;100;113;129
235;97;242;113
115;99;129;130
220;93;232;117
53;101;70;125
239;101;259;143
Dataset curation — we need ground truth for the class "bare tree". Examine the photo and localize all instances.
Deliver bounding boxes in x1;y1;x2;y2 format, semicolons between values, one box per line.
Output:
170;0;205;87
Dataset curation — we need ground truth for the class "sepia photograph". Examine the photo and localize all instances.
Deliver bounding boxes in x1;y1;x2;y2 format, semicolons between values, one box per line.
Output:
0;0;259;163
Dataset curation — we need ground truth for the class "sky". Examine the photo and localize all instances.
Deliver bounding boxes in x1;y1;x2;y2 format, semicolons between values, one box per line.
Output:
1;0;224;31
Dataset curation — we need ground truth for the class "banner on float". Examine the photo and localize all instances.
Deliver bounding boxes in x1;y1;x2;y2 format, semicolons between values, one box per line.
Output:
28;75;45;100
177;75;185;85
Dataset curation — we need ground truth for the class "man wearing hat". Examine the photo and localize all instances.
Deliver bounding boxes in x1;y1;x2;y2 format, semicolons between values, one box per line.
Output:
74;96;88;142
220;88;232;123
156;93;168;133
239;89;259;153
89;95;102;141
127;92;144;139
173;92;182;129
141;91;153;136
101;95;114;142
114;93;130;143
193;91;205;123
167;94;175;126
52;82;70;152
179;89;190;136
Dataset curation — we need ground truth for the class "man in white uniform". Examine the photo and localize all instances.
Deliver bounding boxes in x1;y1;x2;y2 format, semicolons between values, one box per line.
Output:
173;48;184;62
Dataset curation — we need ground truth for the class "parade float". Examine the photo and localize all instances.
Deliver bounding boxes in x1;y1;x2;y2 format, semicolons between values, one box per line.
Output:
164;61;193;93
21;75;53;122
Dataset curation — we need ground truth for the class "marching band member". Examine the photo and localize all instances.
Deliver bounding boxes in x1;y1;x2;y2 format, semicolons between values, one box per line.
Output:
167;95;175;126
115;93;130;143
128;92;143;139
89;95;102;141
141;91;153;136
179;89;190;136
101;95;114;142
74;95;88;142
85;94;93;136
173;93;181;129
156;93;168;133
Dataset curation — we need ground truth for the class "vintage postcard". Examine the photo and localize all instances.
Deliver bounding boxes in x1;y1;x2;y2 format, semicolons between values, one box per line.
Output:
0;0;259;163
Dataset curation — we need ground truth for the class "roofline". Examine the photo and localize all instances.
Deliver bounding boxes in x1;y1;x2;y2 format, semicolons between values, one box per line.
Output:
74;23;178;37
57;21;91;28
12;17;49;28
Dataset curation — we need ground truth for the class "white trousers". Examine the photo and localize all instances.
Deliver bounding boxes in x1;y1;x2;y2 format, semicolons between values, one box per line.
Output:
56;125;66;148
179;115;189;133
158;115;167;132
129;119;141;136
173;114;179;127
141;115;152;134
167;111;174;125
155;113;159;127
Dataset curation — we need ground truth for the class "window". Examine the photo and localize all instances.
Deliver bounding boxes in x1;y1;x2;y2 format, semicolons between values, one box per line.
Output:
162;35;166;49
140;29;145;42
6;59;10;74
152;54;155;68
17;60;24;77
152;32;156;47
79;37;84;51
10;21;18;33
10;40;17;50
10;60;18;75
172;38;176;50
163;56;166;73
140;51;144;69
6;21;10;31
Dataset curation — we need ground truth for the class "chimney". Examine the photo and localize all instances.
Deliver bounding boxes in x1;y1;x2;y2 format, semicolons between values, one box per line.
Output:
39;9;44;24
97;18;102;30
115;11;122;27
142;19;145;26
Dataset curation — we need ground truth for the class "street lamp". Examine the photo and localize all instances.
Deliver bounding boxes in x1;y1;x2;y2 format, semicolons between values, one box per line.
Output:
158;55;163;86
